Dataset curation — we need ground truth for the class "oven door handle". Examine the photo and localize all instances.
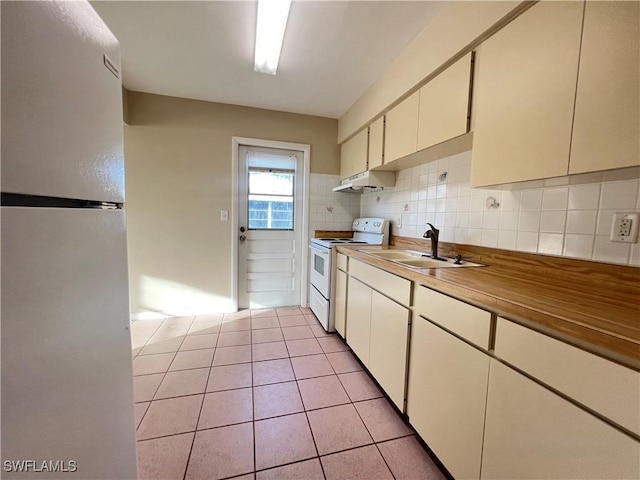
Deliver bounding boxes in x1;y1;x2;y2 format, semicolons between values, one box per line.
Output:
309;244;330;255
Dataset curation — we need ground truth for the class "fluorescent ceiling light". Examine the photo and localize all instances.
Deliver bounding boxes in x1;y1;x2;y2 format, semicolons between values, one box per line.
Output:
254;0;292;75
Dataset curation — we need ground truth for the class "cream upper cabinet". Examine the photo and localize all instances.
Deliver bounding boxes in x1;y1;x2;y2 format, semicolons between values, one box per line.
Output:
340;128;368;180
418;53;472;151
471;1;584;187
367;116;384;169
384;91;420;164
482;360;640;479
407;317;490;480
569;1;640;174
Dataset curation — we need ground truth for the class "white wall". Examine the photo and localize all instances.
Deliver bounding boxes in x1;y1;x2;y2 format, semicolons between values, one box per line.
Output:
361;152;640;266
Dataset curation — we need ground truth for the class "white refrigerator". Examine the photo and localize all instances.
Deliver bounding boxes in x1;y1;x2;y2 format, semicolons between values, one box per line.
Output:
1;2;137;478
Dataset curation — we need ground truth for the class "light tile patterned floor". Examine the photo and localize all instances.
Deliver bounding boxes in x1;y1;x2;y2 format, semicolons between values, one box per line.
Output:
131;307;447;480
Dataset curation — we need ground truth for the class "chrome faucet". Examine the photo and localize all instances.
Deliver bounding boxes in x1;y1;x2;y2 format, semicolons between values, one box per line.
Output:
423;223;443;260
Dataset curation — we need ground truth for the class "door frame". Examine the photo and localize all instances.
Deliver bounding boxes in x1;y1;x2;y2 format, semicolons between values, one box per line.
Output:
231;136;310;311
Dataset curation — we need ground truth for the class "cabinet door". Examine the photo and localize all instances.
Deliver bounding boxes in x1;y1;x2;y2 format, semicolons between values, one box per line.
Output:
340;128;368;179
384;91;419;163
334;269;347;338
407;317;490;480
482;360;640;479
368;291;409;410
470;2;584;187
345;278;372;366
368;116;384;169
569;1;640;174
418;53;472;150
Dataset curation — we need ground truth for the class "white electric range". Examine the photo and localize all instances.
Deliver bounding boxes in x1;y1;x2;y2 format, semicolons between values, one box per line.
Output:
309;217;390;332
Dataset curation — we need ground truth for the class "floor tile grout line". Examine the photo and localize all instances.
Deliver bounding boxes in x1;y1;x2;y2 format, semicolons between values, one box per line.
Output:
350;395;399;479
181;317;217;479
374;442;398;480
251;454;321;478
181;392;206;480
132;320;188;422
293;365;327;480
251;321;258;478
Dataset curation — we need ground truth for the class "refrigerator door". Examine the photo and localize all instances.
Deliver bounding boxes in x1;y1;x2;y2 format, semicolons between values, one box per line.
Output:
1;1;125;203
1;207;137;479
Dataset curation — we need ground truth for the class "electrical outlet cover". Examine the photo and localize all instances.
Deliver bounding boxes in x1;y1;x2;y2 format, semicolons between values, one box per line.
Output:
610;212;639;243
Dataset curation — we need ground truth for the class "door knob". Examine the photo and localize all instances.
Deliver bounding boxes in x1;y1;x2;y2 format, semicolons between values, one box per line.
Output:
239;235;246;242
240;226;246;232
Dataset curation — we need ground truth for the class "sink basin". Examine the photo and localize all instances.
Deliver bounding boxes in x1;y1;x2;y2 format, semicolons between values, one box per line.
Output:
394;258;484;268
364;250;426;260
361;249;485;269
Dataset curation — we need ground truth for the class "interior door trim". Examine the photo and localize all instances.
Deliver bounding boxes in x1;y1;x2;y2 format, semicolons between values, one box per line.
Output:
231;136;311;311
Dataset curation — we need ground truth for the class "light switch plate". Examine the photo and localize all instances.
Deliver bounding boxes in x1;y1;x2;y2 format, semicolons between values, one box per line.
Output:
610;212;639;243
220;209;229;221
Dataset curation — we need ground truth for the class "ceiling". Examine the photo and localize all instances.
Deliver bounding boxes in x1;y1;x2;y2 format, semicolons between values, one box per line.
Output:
91;1;444;119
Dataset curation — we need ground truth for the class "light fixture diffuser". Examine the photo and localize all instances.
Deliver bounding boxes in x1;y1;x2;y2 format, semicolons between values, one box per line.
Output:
254;0;292;75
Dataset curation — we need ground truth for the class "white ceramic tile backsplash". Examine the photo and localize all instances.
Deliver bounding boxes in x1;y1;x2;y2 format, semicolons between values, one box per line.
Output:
360;151;640;265
308;174;359;238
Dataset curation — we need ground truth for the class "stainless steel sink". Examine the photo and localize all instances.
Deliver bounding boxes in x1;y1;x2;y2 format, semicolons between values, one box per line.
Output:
362;249;485;269
363;250;426;260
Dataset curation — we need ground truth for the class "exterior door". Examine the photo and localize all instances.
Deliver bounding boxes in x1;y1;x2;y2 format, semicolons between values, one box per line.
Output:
238;145;304;308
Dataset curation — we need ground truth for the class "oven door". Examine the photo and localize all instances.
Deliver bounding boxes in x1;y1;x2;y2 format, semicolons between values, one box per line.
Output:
309;244;331;299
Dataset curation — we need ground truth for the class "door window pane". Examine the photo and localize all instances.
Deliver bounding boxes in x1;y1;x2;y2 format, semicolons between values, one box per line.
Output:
248;169;294;230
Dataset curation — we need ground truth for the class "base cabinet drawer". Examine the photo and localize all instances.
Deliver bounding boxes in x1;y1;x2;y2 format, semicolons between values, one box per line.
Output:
407;317;490;479
350;259;410;306
495;317;640;436
414;284;491;349
481;360;640;479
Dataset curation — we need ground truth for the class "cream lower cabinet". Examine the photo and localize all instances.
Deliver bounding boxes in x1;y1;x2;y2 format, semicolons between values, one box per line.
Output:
407;316;490;479
481;359;640;479
334;268;347;337
368;291;409;409
344;277;372;365
344;260;411;410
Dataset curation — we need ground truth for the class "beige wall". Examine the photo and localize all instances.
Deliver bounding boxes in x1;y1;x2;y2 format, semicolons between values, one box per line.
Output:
338;1;524;143
124;91;339;317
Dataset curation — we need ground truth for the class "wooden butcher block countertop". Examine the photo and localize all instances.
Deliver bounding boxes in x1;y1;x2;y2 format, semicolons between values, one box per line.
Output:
337;237;640;369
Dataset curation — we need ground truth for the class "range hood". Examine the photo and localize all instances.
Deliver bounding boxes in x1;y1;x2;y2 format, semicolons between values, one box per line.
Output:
332;171;396;193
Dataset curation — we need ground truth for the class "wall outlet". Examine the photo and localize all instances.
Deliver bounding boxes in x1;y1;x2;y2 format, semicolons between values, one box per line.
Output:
610;213;639;243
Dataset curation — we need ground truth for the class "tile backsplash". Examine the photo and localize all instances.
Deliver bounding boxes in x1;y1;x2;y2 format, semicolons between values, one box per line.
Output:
309;174;360;237
360;151;640;266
